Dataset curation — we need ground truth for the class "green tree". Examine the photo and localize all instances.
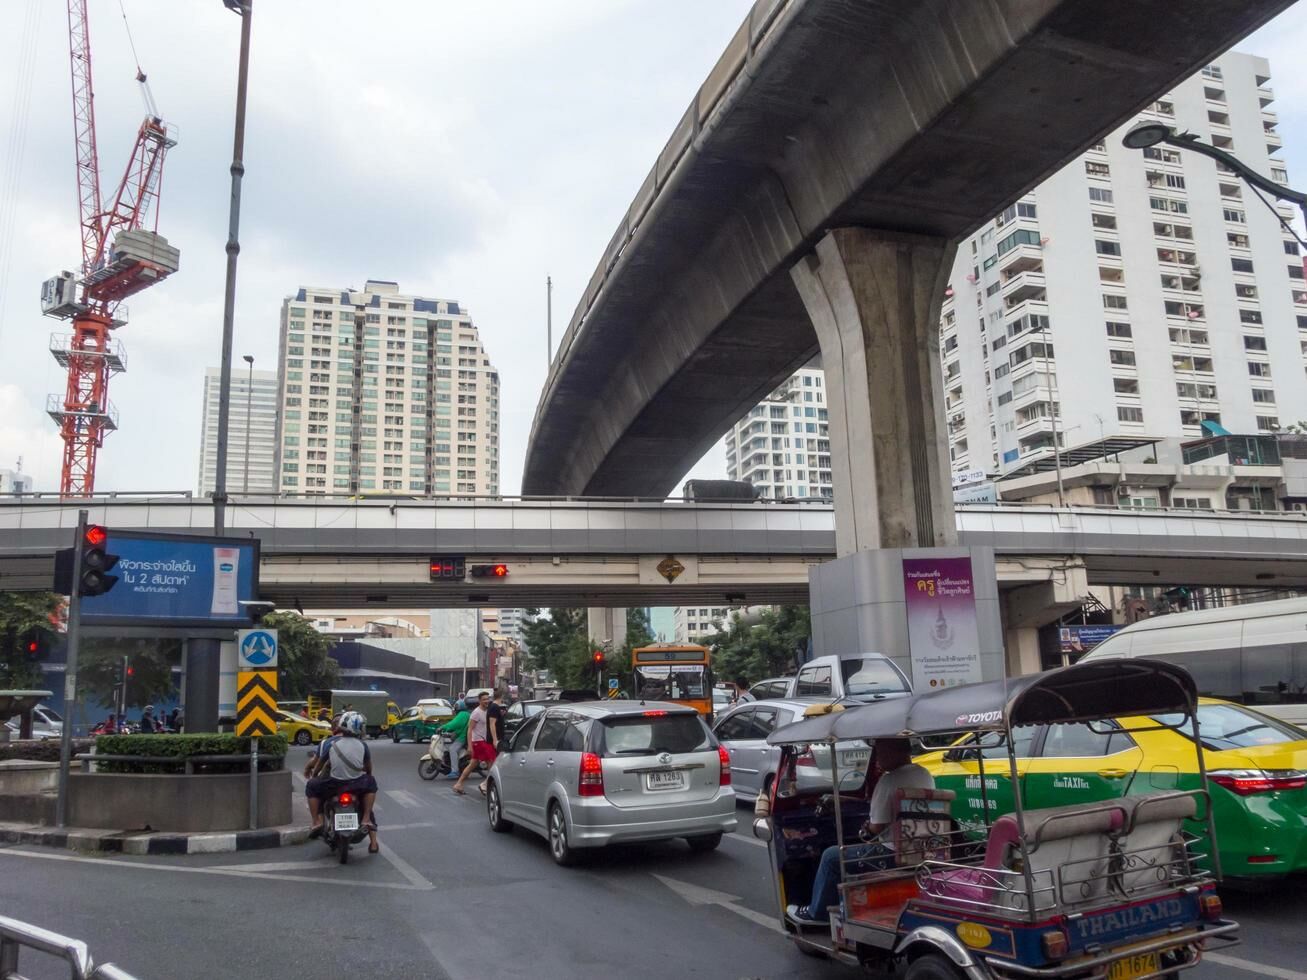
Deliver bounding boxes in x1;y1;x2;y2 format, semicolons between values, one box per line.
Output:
261;611;339;699
705;604;810;688
0;591;62;690
80;638;178;712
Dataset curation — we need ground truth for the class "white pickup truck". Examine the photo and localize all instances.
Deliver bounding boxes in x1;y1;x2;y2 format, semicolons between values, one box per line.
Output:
783;653;912;702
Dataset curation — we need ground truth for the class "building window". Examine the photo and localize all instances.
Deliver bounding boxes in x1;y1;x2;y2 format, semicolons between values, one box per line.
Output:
1117;406;1144;423
1088;187;1114;204
1085;161;1111;178
1103;294;1128;310
1095;240;1121;256
1252;387;1276;403
1257;415;1280;431
1114;377;1139;395
1109;350;1136;366
1240;309;1263;325
1105;321;1132;338
1244;336;1268;352
1248;362;1272;377
1223;208;1245;223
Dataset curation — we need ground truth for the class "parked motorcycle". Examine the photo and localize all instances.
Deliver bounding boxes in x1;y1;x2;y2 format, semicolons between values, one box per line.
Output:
418;731;469;780
321;789;368;864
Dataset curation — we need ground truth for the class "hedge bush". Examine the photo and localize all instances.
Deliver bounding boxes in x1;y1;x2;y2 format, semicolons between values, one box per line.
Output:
0;738;92;763
92;733;287;774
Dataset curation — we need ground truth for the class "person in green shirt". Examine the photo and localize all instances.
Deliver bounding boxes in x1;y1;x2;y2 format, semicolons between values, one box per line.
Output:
438;702;471;778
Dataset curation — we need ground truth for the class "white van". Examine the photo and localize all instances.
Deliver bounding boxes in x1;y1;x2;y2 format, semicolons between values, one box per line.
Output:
1079;596;1307;727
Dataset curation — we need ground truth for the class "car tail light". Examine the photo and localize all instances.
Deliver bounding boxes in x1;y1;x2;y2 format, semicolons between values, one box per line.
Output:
1209;769;1307;795
796;747;817;768
718;746;731;786
1040;929;1068;960
338;792;354;806
642;710;668;717
578;752;605;797
1199;892;1223;919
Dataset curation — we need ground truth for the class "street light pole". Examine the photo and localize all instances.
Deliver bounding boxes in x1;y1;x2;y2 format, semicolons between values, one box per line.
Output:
213;0;253;537
242;354;254;493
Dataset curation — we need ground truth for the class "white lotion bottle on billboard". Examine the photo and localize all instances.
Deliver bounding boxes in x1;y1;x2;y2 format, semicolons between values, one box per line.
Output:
211;547;240;616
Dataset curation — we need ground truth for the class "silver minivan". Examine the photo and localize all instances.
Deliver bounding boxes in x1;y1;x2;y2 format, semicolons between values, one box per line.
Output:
485;701;737;865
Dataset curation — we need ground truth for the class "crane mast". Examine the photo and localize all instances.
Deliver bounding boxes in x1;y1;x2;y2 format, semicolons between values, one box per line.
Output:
41;0;179;496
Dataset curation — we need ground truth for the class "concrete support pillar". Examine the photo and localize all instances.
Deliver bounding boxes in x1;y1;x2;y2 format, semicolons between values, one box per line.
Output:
587;608;627;650
790;228;958;556
182;639;221;733
1003;626;1043;677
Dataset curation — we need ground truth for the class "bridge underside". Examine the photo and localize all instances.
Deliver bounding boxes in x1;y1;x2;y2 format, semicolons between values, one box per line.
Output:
2;551;1304;609
524;0;1292;497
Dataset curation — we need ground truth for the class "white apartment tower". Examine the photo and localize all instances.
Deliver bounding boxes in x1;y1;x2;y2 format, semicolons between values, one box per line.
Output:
198;366;280;494
724;362;832;499
275;281;500;495
941;52;1307;475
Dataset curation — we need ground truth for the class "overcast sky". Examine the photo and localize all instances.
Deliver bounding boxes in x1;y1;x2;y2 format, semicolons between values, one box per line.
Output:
1;1;1306;496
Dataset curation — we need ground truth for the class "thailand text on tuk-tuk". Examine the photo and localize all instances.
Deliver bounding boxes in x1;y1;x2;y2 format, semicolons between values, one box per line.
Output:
753;659;1239;979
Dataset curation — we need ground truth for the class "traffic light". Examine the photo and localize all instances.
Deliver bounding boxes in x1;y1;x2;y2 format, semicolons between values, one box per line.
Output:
18;628;50;661
53;524;120;597
469;563;509;578
592;650;605;667
429;556;466;581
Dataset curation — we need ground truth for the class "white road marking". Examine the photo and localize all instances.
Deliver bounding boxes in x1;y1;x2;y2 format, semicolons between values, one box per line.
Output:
652;873;783;933
1203;952;1307;979
385;789;424;809
375;838;435;890
0;846;433;891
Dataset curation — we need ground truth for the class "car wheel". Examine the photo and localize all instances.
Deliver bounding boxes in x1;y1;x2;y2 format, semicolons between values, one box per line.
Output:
391;729;401;743
547;802;577;866
686;833;722;853
905;953;966;980
487;781;512;833
294;730;312;746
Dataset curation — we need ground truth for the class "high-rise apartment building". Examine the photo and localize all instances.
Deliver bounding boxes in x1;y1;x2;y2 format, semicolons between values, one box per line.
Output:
275;281;500;495
198;367;279;494
724;361;832;499
941;52;1307;475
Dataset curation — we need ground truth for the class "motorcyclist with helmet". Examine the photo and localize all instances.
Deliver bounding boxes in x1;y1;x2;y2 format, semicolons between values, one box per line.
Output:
437;699;471;778
305;711;380;853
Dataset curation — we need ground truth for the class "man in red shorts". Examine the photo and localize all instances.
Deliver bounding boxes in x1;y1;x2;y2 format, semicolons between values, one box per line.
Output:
452;690;496;795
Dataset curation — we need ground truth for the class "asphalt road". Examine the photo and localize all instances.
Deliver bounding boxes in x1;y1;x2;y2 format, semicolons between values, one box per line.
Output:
0;740;1303;980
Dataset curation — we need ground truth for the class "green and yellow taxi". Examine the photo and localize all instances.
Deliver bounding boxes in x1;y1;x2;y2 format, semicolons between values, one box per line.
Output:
276;710;332;746
389;701;455;743
919;697;1307;878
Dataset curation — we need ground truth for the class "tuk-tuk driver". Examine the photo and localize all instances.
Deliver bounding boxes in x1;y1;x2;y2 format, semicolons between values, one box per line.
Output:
788;737;934;926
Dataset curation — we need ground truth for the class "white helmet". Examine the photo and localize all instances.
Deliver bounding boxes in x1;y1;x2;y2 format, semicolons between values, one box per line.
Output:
339;711;365;736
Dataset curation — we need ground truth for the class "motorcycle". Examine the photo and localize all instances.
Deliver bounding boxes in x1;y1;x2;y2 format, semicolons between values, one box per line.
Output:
418;731;469;780
321;789;368;864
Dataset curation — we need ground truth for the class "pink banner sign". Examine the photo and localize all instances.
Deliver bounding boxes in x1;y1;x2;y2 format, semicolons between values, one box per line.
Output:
902;556;984;690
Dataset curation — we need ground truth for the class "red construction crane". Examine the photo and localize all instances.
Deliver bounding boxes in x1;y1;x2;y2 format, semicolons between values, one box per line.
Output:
41;0;179;496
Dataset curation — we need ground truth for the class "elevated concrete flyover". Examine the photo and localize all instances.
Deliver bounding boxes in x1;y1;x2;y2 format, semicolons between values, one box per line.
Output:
523;0;1291;547
4;497;1307;605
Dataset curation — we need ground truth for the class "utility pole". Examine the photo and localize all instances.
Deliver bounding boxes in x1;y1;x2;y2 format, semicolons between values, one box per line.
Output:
546;275;553;370
242;354;254;493
55;510;87;829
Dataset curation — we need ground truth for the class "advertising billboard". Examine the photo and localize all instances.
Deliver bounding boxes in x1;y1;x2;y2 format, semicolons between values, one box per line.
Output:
1058;624;1123;656
79;531;261;628
902;556;985;690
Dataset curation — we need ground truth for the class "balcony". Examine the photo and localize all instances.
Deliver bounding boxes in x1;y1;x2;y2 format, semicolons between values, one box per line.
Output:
1000;269;1047;304
997;242;1044;274
1003;297;1049;324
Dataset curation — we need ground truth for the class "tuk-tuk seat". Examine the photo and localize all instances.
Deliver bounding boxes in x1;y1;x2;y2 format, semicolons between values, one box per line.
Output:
924;802;1128;911
891;788;957;867
1110;792;1197;894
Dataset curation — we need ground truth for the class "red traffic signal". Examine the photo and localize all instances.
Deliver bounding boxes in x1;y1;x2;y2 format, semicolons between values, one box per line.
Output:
85;525;107;547
26;641;37;654
592;650;604;665
469;563;509;578
126;666;135;677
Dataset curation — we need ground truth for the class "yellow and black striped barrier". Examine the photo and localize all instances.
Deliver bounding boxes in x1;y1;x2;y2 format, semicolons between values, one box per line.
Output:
236;669;279;737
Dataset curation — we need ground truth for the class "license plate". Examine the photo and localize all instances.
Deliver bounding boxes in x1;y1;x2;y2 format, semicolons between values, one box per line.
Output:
1107;952;1159;980
646;770;686;791
333;812;359;832
840;749;870;769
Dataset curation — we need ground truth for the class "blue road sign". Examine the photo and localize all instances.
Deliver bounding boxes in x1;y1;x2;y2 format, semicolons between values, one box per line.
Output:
238;629;278;668
608;678;619;690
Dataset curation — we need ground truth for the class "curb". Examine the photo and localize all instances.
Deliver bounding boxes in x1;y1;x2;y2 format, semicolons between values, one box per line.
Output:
0;824;310;855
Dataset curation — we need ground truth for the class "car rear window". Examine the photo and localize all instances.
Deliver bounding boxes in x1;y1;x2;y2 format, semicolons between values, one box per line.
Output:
840;657;910;698
1152;704;1307;751
593;713;713;757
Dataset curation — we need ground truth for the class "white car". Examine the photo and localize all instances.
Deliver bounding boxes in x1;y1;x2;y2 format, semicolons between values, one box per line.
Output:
485;701;737;865
5;705;62;741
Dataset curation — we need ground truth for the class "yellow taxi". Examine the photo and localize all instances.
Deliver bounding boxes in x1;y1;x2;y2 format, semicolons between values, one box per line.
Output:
277;710;332;746
919;697;1307;878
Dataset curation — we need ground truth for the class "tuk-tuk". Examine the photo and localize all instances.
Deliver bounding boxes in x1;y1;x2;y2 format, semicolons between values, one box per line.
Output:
755;659;1239;978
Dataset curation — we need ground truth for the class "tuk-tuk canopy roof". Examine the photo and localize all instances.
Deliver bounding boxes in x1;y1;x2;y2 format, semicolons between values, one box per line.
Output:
766;659;1196;744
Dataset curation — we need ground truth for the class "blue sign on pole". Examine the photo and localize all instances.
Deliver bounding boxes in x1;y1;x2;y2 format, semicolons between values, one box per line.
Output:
238;629;278;668
79;531;261;628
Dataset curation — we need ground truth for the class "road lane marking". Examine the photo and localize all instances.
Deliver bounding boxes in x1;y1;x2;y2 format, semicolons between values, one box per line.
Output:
386;789;424;809
1203;952;1307;979
0;847;433;891
376;839;436;891
652;873;783;933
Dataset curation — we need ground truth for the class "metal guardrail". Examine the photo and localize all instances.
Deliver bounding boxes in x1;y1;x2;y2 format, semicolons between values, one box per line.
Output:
0;914;138;980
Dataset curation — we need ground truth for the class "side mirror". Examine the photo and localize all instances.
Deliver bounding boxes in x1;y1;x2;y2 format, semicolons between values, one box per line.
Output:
752;817;772;841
